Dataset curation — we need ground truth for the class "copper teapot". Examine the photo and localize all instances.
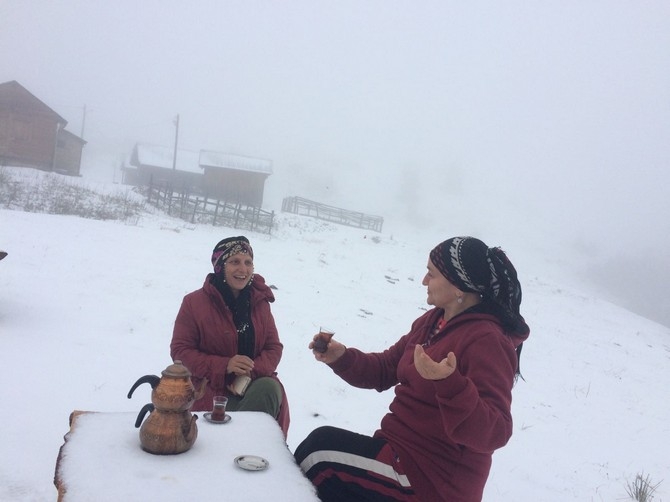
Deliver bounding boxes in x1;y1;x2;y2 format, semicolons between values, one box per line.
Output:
132;404;199;455
127;360;207;455
127;360;208;412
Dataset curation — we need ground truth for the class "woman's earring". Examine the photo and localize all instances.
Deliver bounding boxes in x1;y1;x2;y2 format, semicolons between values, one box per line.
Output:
456;295;463;304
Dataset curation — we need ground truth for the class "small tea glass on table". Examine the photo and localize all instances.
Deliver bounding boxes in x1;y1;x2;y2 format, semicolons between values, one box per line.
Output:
211;396;228;422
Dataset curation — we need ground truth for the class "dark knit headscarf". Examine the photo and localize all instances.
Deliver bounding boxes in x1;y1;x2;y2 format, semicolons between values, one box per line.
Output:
211;236;254;275
211;236;255;359
429;236;530;377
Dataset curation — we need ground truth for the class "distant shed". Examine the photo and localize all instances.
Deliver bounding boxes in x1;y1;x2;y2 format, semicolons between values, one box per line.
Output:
123;143;273;208
199;150;272;207
124;143;202;193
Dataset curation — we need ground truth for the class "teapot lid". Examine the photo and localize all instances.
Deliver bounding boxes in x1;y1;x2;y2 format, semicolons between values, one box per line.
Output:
161;360;192;378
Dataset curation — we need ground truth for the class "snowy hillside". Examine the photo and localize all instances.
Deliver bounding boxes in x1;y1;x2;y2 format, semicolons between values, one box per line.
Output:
0;169;668;501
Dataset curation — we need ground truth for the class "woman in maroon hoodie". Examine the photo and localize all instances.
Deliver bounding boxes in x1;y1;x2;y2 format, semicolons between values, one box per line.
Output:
294;236;529;501
170;236;289;436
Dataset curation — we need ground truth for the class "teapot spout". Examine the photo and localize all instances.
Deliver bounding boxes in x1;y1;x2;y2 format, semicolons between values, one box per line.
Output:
182;414;199;444
134;403;155;428
127;375;161;399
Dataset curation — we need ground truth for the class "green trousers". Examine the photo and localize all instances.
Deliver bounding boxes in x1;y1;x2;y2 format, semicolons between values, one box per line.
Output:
225;376;282;419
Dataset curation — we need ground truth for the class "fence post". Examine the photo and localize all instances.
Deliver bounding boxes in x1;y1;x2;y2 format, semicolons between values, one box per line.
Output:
213;199;220;226
191;197;198;223
234;202;241;228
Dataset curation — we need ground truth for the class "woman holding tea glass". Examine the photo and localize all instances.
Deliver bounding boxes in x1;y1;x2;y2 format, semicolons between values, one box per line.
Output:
295;236;530;501
170;236;289;436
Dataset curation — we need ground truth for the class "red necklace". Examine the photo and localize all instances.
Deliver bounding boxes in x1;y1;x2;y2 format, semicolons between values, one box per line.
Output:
425;316;446;347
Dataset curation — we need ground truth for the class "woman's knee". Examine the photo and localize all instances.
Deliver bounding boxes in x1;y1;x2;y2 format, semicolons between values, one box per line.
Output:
300;426;342;449
248;377;282;401
238;377;282;416
294;426;355;463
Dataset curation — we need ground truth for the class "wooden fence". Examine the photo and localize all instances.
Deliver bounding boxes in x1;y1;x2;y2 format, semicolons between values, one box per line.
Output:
281;196;383;232
145;181;275;235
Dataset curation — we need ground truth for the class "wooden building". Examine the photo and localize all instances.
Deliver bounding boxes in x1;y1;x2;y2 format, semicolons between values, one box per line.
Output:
199;150;272;207
54;129;87;175
123;143;202;194
0;80;85;176
123;143;273;207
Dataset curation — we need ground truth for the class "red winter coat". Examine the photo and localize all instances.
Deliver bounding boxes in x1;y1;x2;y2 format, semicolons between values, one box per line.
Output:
170;273;290;436
329;308;528;502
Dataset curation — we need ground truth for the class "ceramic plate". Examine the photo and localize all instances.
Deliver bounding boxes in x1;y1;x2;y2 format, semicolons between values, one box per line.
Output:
203;412;231;424
234;455;269;471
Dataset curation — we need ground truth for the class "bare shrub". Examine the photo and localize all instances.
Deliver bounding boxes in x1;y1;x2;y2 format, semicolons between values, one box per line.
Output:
625;472;661;502
0;168;146;223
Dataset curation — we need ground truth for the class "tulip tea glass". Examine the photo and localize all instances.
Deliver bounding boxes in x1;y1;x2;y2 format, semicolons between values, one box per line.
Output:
313;327;335;353
212;396;228;421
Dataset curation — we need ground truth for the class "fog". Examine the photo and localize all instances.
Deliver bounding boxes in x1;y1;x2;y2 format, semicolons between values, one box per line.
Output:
2;1;669;327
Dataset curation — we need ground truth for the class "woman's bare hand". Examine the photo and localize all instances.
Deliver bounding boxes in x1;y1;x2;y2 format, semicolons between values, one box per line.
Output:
414;344;457;380
227;355;254;375
310;336;346;364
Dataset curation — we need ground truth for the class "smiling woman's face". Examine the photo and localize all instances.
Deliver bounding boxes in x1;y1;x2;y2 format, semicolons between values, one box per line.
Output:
224;252;254;296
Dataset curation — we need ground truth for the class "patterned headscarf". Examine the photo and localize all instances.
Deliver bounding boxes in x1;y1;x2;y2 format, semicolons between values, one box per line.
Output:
211;236;254;274
429;236;529;337
211;236;256;358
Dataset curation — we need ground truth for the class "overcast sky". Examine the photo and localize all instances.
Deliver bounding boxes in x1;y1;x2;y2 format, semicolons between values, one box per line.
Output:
2;1;669;325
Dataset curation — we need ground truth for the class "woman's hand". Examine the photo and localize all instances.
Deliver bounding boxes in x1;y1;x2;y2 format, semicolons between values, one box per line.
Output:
309;336;346;364
414;344;457;380
227;355;254;375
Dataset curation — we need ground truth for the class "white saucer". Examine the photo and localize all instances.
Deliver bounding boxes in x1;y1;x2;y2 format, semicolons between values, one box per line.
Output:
203;412;231;424
234;455;269;471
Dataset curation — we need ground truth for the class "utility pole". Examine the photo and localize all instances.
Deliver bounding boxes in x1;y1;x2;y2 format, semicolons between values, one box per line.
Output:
171;114;179;189
172;114;179;171
81;104;86;139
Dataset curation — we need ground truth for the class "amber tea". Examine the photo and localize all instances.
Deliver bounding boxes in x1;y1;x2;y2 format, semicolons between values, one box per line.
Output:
211;396;228;421
313;328;335;353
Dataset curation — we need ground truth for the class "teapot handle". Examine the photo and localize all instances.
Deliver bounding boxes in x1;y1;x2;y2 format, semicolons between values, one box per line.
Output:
195;377;209;401
134;403;155;428
127;375;161;399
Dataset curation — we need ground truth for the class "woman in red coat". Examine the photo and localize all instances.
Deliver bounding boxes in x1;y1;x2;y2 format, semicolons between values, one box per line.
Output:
294;236;530;501
170;236;289;436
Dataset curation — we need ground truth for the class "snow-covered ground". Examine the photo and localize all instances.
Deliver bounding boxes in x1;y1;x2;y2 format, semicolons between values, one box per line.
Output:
1;169;668;500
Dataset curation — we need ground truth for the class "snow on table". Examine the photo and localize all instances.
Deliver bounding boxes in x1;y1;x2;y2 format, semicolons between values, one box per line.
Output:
55;410;318;501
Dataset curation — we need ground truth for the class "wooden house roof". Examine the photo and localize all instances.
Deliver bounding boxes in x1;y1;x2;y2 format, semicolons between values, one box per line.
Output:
0;80;68;125
199;150;273;175
132;143;201;174
131;143;273;176
58;128;87;145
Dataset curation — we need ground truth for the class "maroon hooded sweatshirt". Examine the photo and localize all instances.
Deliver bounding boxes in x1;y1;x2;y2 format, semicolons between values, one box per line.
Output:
329;307;529;501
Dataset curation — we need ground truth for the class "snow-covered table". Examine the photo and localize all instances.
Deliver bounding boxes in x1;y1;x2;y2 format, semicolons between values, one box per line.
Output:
54;410;318;501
